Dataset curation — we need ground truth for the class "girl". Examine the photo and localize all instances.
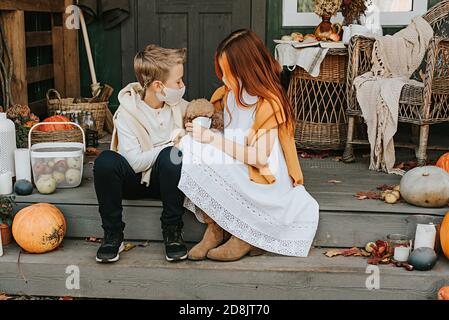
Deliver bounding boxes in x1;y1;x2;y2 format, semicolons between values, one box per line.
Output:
178;29;319;262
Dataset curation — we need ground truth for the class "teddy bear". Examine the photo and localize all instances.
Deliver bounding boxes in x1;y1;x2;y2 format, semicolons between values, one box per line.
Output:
184;98;224;131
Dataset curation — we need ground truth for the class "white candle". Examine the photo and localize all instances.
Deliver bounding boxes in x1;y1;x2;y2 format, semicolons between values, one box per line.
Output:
14;149;31;182
0;172;13;195
394;246;410;262
414;224;437;250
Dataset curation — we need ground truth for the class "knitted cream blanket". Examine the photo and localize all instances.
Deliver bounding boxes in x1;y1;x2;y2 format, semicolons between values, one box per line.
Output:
353;16;433;174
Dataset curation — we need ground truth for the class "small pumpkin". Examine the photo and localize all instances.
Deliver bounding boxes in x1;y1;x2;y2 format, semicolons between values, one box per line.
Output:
440;212;449;260
408;247;438;271
438;286;449;300
437;153;449;174
12;203;66;253
14;180;33;196
36;115;73;132
400;166;449;208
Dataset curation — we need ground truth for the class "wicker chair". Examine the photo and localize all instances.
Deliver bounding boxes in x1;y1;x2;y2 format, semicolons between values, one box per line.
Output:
343;0;449;166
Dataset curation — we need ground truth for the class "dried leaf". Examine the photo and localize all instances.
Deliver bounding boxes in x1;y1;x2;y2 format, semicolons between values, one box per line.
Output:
138;241;150;248
360;249;371;257
377;184;397;191
341;247;362;257
85;147;101;156
354;191;381;200
86;237;101;243
324;249;343;258
123;243;136;252
299;151;330;159
0;293;12;300
59;296;74;301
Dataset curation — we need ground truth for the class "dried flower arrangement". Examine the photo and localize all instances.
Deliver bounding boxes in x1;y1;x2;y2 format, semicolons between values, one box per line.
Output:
341;0;372;25
314;0;343;17
0;195;15;226
6;105;40;148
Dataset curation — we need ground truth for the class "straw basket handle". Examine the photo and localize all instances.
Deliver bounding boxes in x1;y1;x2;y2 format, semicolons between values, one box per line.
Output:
46;89;63;104
28;122;86;152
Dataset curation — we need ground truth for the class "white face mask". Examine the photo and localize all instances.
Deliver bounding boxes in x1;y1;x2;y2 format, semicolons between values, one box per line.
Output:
156;84;186;105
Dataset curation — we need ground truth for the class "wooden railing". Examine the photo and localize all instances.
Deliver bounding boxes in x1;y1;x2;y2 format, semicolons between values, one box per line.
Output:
0;0;79;112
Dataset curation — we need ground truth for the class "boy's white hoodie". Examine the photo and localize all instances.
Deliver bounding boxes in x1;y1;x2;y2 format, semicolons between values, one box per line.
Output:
111;82;188;186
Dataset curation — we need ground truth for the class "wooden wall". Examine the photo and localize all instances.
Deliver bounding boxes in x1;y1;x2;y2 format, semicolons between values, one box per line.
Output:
83;0;444;109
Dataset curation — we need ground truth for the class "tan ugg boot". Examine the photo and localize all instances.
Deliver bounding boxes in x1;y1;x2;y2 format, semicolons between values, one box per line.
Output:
206;236;265;262
188;213;226;261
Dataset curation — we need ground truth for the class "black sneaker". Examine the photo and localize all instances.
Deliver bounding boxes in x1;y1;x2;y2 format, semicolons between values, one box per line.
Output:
162;225;188;262
96;230;125;263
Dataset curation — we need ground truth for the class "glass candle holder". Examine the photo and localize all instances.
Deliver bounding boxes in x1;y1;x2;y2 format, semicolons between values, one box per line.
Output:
387;234;411;255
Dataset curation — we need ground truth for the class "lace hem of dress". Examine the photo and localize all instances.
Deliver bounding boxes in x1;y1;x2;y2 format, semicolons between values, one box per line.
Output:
179;169;316;257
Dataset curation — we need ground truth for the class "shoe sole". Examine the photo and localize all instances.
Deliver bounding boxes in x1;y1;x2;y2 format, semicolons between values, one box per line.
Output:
96;242;125;263
166;252;188;262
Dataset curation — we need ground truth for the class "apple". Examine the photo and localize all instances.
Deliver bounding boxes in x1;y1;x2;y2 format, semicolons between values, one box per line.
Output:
36;176;57;194
65;169;81;186
67;157;82;170
53;171;66;185
54;160;68;173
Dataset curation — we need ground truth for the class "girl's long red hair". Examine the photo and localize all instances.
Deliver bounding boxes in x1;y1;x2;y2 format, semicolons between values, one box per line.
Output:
214;29;295;133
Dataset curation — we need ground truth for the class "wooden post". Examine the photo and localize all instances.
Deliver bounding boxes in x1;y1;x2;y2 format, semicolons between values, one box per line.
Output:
62;0;80;97
51;13;66;95
0;10;28;106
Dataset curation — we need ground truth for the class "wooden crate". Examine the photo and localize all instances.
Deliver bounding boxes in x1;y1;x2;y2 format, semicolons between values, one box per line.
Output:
0;0;80;114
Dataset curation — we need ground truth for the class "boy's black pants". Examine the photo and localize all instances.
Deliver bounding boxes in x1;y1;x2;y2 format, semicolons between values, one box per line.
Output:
93;147;184;232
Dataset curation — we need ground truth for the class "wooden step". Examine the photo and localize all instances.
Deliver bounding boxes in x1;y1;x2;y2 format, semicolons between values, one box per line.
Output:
13;158;447;248
1;240;448;300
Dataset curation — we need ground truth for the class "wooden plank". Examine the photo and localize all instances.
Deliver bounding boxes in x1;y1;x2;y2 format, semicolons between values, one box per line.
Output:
25;31;53;48
1;240;448;300
26;64;54;84
51;13;65;95
350;139;449;151
251;0;267;42
0;0;65;12
120;0;138;86
13;201;443;248
62;0;80;97
0;10;28;105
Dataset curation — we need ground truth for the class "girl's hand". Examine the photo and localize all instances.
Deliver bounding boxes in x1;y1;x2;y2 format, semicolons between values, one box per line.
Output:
192;122;215;144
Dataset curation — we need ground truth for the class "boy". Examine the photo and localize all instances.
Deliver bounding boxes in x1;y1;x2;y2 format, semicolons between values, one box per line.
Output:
94;44;189;263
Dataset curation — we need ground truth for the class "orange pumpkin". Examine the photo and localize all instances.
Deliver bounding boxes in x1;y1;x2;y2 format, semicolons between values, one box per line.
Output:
438;287;449;300
437;153;449;174
441;212;449;260
12;203;67;253
36;115;73;132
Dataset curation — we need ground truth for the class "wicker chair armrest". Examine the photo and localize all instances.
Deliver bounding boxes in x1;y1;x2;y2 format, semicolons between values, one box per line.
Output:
346;35;375;114
421;37;449;121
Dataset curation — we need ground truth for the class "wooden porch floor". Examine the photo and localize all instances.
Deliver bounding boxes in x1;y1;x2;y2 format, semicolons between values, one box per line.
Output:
2;138;449;300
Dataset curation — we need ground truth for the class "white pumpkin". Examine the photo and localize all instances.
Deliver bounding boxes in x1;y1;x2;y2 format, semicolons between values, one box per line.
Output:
400;166;449;208
67;157;82;169
65;169;81;186
36;176;57;194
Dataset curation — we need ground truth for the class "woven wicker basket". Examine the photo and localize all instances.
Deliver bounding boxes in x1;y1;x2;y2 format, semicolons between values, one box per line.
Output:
30;128;84;146
46;89;107;137
288;49;348;150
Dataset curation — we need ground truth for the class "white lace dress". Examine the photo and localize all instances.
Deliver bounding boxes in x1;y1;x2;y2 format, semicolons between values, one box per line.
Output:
178;90;319;257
